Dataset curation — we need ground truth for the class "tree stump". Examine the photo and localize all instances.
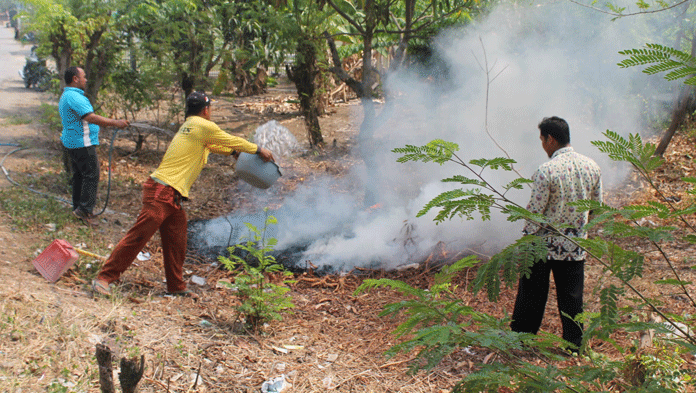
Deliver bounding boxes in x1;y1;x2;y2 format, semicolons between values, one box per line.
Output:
95;343;115;393
96;343;145;393
119;355;145;393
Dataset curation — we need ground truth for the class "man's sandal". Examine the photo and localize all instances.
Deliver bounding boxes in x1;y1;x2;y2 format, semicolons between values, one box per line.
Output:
92;278;112;296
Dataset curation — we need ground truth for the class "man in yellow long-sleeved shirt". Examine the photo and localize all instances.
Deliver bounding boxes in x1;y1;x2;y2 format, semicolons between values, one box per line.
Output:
92;91;274;297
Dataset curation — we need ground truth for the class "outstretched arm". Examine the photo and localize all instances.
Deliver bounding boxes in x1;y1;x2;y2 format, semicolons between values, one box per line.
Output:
83;113;129;129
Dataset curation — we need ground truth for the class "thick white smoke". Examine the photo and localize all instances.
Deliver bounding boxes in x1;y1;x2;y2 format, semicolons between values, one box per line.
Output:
191;1;678;271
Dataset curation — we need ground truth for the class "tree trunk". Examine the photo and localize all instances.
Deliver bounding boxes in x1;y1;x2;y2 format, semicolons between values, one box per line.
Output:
324;31;380;204
134;134;145;153
182;72;195;99
654;88;693;157
389;0;415;72
654;29;696;157
84;27;107;103
287;38;324;148
51;25;73;91
324;31;364;97
362;0;377;100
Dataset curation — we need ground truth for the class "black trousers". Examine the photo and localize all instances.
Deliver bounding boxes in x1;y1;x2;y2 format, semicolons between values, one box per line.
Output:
67;146;100;215
510;259;585;348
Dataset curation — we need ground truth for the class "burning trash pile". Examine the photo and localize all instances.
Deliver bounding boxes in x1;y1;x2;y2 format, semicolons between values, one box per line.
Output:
187;196;492;275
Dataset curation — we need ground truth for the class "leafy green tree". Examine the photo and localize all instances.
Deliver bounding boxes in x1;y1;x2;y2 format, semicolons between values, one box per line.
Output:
119;0;218;99
21;0;126;102
121;0;288;100
219;0;288;96
320;0;489;203
322;0;486;100
0;0;18;13
280;0;341;148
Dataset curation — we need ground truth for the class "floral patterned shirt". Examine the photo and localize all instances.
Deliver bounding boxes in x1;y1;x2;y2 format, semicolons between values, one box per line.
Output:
523;147;603;261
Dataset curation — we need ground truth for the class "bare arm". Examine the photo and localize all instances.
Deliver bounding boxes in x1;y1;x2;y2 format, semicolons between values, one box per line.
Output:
256;147;275;162
83;113;129;129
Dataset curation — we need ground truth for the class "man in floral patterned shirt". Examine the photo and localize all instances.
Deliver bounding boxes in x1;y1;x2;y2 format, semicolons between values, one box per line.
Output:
510;116;602;353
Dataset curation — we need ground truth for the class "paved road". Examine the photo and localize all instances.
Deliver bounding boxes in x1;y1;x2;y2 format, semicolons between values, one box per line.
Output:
0;21;49;187
0;24;31;84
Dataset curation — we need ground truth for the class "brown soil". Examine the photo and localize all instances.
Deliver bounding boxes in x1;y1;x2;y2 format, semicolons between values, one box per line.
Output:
1;59;696;393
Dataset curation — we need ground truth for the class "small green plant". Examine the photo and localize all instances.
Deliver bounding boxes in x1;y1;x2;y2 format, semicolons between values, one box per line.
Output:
5;114;33;125
0;188;71;231
39;103;61;133
623;345;690;390
218;210;295;331
355;256;566;374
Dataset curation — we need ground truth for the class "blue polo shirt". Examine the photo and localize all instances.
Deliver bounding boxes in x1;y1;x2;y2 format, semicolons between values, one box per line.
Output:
59;87;99;148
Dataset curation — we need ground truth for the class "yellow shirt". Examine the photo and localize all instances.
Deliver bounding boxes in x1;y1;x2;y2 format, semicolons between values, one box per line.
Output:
150;115;258;198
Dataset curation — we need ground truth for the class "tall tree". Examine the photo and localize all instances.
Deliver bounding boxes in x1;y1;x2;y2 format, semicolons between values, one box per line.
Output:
21;0;125;102
123;0;218;98
322;0;486;204
287;34;324;147
280;0;338;148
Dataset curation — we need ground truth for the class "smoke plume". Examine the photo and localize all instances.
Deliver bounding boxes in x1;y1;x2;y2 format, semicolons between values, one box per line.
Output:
190;1;677;271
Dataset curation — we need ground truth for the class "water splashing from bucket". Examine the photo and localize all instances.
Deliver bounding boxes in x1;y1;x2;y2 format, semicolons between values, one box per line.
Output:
253;120;300;158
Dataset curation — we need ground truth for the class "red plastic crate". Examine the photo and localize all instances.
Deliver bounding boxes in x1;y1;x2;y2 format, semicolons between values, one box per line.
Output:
32;239;79;282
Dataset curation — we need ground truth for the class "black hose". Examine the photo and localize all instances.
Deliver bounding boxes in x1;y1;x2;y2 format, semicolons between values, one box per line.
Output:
92;128;120;216
2;123;169;215
0;129;121;213
0;147;71;205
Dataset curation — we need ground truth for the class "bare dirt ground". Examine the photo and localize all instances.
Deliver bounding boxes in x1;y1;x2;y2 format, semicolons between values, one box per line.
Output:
2;26;696;393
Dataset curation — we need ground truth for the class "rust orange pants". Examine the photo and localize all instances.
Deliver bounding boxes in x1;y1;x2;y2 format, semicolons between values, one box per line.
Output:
97;177;188;292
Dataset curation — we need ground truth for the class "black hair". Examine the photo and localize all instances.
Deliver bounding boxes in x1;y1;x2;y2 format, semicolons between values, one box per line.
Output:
184;105;206;119
538;116;570;145
64;66;80;85
185;92;211;119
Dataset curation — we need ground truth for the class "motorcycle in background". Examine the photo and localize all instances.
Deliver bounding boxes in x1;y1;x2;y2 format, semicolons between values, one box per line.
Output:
19;46;55;91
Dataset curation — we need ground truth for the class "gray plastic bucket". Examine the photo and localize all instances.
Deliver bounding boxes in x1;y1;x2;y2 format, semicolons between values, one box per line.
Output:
235;152;282;189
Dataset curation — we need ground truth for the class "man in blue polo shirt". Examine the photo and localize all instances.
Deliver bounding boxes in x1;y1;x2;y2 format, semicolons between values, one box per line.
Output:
59;66;129;227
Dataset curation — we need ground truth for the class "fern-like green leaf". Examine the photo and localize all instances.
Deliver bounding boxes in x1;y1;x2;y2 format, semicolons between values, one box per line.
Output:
354;278;425;298
619;43;696;87
503;177;533;191
643;59;683;75
417;189;495;223
470;235;547;302
502;204;549;224
393;139;459;164
469;157;517;171
592;131;663;172
441;175;487;187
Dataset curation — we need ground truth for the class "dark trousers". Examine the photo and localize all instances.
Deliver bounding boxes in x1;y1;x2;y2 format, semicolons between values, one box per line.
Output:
67;146;100;215
510;259;585;348
97;178;188;292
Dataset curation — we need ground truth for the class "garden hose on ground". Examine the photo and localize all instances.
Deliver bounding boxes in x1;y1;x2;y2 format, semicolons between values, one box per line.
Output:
0;123;166;216
1;146;71;205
